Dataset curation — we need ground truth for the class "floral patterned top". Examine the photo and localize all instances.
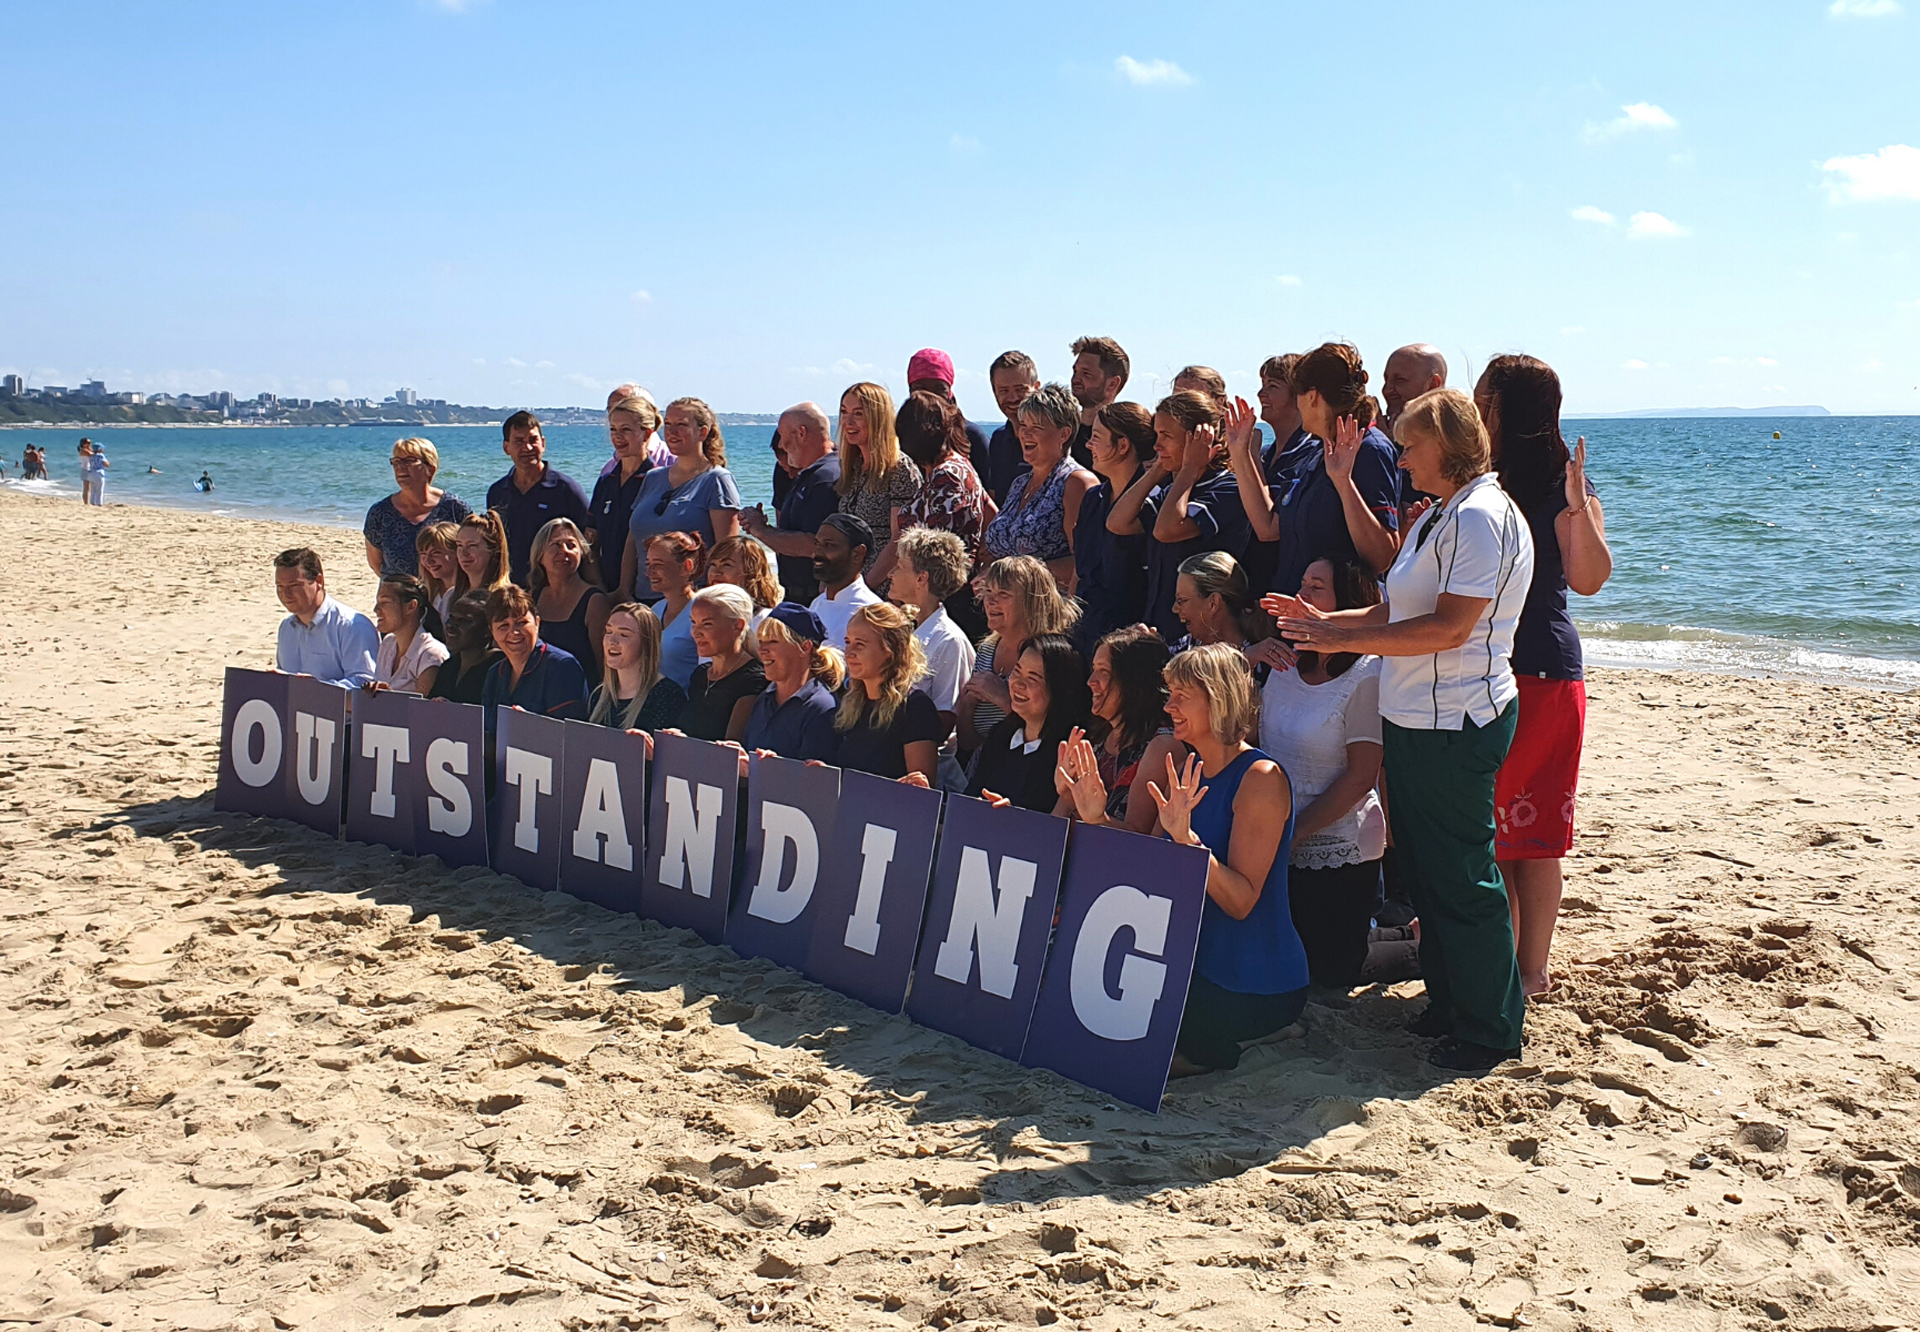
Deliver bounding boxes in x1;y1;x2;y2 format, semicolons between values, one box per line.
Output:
839;457;922;571
983;457;1085;563
901;453;989;559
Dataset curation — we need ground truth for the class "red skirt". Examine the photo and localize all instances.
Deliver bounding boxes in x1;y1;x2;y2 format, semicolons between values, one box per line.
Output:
1495;676;1587;860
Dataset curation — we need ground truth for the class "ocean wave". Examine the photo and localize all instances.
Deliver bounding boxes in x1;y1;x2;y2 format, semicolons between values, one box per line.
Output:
1580;620;1920;691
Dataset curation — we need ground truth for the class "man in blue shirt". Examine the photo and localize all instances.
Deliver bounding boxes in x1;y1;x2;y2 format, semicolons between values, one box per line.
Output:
485;411;590;585
478;585;590;736
743;402;840;605
982;349;1041;504
1067;335;1129;470
273;547;378;688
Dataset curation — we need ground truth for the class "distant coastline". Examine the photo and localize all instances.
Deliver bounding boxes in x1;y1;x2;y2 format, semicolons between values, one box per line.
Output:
1567;405;1832;419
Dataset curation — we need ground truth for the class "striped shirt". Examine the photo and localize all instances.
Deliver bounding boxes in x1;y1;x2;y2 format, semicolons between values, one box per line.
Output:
1379;473;1534;731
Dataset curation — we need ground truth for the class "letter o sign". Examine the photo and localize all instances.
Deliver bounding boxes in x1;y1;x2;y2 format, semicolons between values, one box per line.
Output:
232;697;283;787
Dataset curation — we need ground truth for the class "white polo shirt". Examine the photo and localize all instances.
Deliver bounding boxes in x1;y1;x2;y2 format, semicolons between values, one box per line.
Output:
809;576;881;652
1379;473;1534;731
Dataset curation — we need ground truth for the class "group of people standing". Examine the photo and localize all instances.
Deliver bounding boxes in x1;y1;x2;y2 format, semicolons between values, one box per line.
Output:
272;335;1609;1079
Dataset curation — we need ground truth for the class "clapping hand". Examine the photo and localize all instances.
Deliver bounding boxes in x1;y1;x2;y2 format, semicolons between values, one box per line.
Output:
1244;638;1298;673
1176;425;1217;482
1222;397;1259;464
1054;728;1111;824
1147;751;1208;847
1325;415;1362;485
1565;437;1590;510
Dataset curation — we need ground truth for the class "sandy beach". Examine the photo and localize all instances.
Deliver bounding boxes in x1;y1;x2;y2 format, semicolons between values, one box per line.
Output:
2;487;1918;1332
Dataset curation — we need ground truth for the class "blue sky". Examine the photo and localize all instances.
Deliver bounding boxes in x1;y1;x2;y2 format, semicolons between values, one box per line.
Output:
3;1;1917;416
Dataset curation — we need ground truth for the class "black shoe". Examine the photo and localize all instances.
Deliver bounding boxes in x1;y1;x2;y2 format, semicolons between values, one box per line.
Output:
1427;1037;1521;1074
1405;1005;1451;1038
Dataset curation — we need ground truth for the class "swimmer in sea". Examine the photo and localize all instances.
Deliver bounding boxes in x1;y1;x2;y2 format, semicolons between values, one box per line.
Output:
197;471;215;492
148;465;162;474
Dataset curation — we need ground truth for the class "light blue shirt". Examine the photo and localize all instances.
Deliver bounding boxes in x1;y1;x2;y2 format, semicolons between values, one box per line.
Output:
276;595;379;689
658;603;700;691
626;465;743;597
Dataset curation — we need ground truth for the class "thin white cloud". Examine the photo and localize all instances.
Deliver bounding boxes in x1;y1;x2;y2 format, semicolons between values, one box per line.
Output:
1586;102;1678;142
504;357;527;369
1622;359;1651;370
1711;355;1736;364
534;360;556;370
1276;274;1302;286
1756;356;1779;366
1560;326;1586;336
1860;358;1886;371
1570;205;1616;225
1821;143;1920;201
630;289;653;306
1829;0;1901;16
1628;210;1689;238
949;134;983;154
1115;56;1192;87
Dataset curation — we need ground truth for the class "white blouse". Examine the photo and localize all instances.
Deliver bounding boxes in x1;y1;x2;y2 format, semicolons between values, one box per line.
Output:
376;630;450;694
1260;655;1386;869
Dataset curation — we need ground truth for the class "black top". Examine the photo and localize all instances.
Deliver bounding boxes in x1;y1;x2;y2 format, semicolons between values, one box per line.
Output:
1511;479;1597;680
538;586;600;675
587;459;653;584
834;688;943;779
428;649;502;705
486;464;592;586
1071;476;1149;657
966;714;1066;814
774;452;843;605
982;422;1025;506
679;658;769;741
590;677;687;731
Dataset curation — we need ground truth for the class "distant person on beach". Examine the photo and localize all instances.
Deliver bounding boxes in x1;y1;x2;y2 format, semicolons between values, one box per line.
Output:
834;383;920;576
485;410;590;586
426;591;501;705
197;471;214;492
743;603;843;763
364;436;471;576
1229;342;1400;597
904;347;991;464
806;513;881;653
371;573;449;695
983;382;1094;591
528;517;611;674
588;601;686;732
79;439;109;505
1269;388;1534;1074
147;465;161;474
643;531;707;690
1067;335;1131;468
414;520;462;623
620;397;742;603
272;547;379;689
742;401;839;606
453;511;512;599
1481;354;1612;999
982;350;1042;506
589;391;661;586
1257;556;1387;991
478;584;590;736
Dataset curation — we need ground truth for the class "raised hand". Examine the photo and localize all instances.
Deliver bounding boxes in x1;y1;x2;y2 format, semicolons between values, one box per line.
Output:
1259;592;1323;623
1147;751;1208;846
1177;424;1216;481
1054;729;1112;824
1325;415;1362;484
1565;436;1589;510
1223;396;1259;458
1244;638;1298;673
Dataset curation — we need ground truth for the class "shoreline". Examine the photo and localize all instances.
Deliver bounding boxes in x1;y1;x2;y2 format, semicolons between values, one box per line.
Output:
4;483;1912;695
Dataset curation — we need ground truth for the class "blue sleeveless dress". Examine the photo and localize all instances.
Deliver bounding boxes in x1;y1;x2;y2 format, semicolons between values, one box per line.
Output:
1186;748;1311;996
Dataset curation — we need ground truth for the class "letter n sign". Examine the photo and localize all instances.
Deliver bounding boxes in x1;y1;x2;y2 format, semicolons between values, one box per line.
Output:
906;796;1068;1061
1021;824;1208;1112
558;719;647;915
490;708;566;892
641;733;740;944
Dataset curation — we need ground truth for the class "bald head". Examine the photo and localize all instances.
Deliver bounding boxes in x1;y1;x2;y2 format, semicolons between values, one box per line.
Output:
1382;345;1447;424
778;402;834;469
607;381;653;411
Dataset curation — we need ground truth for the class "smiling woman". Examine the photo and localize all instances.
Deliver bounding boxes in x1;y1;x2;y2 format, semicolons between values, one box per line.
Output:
363;437;471;576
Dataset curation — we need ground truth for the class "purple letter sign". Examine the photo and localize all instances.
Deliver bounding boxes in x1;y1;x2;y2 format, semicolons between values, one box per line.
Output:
558;719;648;915
490;708;567;892
641;733;741;944
407;698;490;870
726;756;840;971
216;668;289;821
345;687;418;854
282;675;349;838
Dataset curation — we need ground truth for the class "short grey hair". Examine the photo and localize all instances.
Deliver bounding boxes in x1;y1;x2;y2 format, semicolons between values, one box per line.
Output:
1014;381;1081;433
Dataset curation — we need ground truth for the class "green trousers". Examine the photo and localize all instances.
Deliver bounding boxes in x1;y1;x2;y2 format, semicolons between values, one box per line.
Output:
1383;702;1524;1052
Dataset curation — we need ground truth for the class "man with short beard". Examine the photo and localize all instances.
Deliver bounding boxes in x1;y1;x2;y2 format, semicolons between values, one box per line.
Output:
1068;334;1129;468
982;349;1041;505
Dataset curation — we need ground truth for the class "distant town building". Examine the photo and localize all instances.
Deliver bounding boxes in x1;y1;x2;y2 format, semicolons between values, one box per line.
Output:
395;387;418;406
79;379;107;398
42;386;69;398
0;374;22;396
207;390;234;410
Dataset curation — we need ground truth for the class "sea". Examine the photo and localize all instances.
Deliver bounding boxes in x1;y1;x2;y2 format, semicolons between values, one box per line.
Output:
6;416;1917;690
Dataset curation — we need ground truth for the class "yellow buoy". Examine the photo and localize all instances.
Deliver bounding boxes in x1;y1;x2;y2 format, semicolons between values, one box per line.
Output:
1772;431;1782;439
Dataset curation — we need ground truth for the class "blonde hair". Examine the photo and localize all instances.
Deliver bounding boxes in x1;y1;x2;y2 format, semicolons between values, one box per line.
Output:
835;601;927;734
414;520;461;601
454;511;512;596
1165;643;1259;745
757;614;847;691
591;602;664;729
666;396;727;467
709;535;783;610
608;390;662;434
835;381;902;495
390;436;440;475
688;583;759;658
1395;387;1491;485
981;555;1080;637
528;517;605;602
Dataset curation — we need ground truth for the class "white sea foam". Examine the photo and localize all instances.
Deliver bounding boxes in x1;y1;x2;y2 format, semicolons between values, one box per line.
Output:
1581;621;1920;691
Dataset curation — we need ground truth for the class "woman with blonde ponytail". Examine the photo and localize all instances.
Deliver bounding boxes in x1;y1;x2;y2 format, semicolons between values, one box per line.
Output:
743;603;844;762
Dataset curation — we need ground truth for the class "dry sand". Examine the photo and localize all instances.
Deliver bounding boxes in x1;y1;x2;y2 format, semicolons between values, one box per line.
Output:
2;487;1919;1332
